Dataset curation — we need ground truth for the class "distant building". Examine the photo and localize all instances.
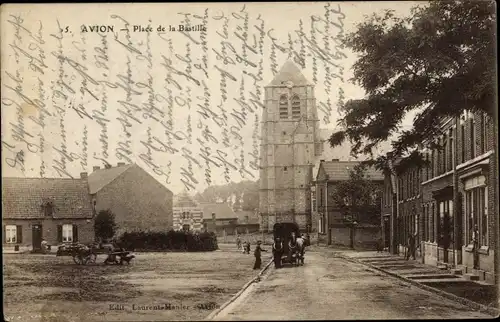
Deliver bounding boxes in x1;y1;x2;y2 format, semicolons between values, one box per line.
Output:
2;177;95;253
88;163;173;234
313;160;384;246
199;202;238;233
173;192;203;232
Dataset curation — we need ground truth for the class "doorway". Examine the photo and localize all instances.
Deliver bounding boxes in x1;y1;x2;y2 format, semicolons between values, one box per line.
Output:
383;216;390;249
32;224;42;250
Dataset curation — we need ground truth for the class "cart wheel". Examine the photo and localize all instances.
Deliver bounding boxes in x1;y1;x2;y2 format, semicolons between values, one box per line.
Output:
88;254;97;264
73;255;83;265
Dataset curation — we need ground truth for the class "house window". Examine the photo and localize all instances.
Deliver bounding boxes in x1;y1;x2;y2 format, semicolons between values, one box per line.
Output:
62;224;73;242
448;129;453;171
431;149;435;178
481;114;488;154
291;95;301;119
284;166;287;171
5;225;17;243
470;117;476;159
425;153;429;181
430;204;435;243
461;123;466;163
465;185;488;246
442;136;447;174
279;94;288;119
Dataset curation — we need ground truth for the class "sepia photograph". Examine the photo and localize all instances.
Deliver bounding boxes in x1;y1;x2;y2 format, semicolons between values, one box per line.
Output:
1;1;498;321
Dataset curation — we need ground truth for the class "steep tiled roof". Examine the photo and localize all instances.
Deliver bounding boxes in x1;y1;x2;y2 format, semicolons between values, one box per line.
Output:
88;164;134;194
319;161;384;181
313;128;392;181
199;202;238;220
2;177;93;219
235;210;259;224
268;61;312;86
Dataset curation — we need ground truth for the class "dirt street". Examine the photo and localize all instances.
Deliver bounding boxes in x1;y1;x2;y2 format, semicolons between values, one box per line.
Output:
216;249;493;320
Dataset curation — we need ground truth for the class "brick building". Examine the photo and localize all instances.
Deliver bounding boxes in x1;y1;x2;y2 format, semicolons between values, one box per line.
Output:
2;177;95;253
88;163;173;234
313;160;384;246
382;111;497;284
172;192;203;232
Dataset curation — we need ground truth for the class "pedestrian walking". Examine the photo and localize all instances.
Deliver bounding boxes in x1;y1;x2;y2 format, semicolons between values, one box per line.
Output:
253;241;267;270
272;237;284;269
376;236;383;253
236;236;242;251
472;225;479;269
406;233;416;260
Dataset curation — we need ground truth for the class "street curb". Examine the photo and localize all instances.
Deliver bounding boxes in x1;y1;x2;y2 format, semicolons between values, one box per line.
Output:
338;254;499;317
205;257;274;320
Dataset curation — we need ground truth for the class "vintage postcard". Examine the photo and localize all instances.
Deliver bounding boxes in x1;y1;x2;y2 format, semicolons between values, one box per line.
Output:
1;1;498;321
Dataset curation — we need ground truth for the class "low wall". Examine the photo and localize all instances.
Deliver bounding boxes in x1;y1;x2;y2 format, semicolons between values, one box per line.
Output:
329;224;381;249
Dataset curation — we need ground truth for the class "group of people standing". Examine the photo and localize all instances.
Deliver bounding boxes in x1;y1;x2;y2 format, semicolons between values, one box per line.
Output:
236;237;267;269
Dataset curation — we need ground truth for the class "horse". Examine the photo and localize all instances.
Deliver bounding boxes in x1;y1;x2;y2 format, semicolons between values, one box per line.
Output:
294;237;306;265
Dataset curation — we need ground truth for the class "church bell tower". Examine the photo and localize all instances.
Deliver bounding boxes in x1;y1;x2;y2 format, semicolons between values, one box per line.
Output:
259;61;322;232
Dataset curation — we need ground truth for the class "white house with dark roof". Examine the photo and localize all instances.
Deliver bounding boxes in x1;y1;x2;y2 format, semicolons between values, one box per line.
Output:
2;177;95;253
88;163;173;234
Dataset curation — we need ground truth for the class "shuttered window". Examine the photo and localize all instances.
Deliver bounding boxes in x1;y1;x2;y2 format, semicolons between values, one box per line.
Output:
291;95;301;119
279;95;288;119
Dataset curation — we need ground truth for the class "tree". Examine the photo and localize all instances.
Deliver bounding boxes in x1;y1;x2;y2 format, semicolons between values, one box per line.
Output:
330;1;496;160
242;181;260;211
331;165;382;225
94;209;118;241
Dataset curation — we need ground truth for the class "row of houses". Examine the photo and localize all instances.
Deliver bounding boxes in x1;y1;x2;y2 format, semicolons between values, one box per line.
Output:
2;163;173;252
381;111;497;284
2;163;256;253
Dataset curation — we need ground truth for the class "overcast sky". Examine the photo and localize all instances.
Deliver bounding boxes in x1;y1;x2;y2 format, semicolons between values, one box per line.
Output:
1;2;423;194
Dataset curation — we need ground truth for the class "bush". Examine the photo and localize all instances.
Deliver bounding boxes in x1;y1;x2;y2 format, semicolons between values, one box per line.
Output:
118;230;218;252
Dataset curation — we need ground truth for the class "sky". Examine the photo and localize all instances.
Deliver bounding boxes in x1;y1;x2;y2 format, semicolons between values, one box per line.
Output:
1;2;424;195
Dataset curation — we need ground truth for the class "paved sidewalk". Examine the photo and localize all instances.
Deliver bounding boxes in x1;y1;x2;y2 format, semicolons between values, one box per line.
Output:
336;250;498;315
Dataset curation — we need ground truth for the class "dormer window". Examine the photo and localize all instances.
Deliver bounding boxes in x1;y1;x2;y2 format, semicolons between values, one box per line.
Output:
42;200;55;216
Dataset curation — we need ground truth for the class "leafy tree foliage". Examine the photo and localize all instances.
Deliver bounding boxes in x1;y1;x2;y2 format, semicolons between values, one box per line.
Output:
194;180;260;211
94;209;118;241
330;1;496;160
331;165;382;225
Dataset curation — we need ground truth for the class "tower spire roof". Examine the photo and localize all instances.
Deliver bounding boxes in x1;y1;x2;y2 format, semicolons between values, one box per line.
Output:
267;60;312;87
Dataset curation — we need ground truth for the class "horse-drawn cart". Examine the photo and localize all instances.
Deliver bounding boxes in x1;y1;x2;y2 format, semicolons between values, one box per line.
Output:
272;223;308;267
56;243;135;265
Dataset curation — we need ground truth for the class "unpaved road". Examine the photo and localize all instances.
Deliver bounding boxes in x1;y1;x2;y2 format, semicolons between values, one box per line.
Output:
215;250;493;320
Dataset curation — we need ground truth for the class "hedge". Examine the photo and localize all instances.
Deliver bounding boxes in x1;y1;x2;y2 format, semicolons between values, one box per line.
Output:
118;230;218;252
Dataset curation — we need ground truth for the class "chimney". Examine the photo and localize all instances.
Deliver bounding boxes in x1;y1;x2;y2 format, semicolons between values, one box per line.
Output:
117;162;126;166
93;166;100;171
80;172;88;179
320;160;325;162
331;159;339;162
